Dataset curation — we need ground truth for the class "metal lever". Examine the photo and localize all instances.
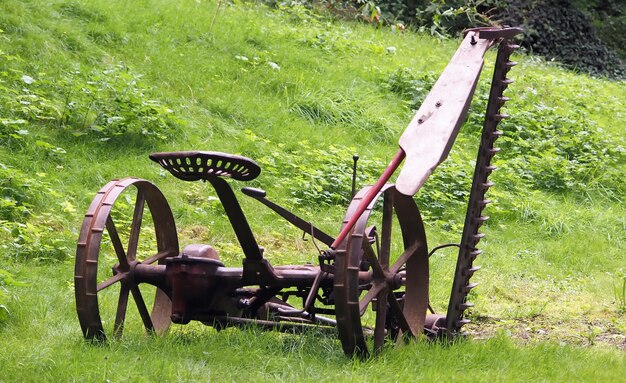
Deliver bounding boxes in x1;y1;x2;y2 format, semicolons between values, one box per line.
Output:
350;154;359;199
241;187;335;247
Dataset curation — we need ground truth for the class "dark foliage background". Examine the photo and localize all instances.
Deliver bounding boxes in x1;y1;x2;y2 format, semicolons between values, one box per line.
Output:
493;0;625;78
318;0;626;79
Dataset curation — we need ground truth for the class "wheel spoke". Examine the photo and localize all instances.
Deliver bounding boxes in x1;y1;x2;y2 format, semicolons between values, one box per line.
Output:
130;285;155;333
374;286;389;354
387;290;413;337
142;249;178;265
389;240;420;274
97;272;128;292
380;190;393;268
359;282;385;315
106;215;129;269
127;189;146;261
362;238;385;280
113;282;130;338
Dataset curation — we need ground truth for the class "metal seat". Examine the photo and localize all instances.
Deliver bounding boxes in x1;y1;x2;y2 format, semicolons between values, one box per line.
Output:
149;151;261;182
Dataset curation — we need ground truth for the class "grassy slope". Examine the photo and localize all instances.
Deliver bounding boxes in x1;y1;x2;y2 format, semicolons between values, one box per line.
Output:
0;0;624;381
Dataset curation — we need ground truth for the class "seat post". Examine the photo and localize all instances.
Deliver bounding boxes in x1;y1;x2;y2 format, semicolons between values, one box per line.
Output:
206;177;264;261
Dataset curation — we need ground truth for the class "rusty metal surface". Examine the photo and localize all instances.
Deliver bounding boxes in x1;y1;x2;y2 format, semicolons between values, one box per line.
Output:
75;177;179;340
395;31;491;196
150;151;261;182
205;177;265;262
331;150;405;249
75;27;523;358
167;253;224;324
395;27;522;197
334;185;428;357
334;184;391;356
444;36;521;335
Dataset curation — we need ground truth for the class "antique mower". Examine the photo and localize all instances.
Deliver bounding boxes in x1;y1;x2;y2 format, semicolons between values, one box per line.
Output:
75;27;522;357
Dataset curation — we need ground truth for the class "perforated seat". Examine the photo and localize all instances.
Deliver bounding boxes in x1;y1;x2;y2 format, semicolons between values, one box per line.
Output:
149;151;261;182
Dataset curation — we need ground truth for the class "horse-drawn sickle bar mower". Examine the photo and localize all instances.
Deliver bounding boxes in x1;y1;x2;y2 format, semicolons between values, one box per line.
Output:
75;27;522;357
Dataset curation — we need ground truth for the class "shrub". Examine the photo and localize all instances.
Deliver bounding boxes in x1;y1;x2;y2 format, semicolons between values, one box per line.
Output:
499;106;625;198
57;64;182;141
0;163;36;221
0;268;26;322
491;0;625;79
1;44;181;144
0;163;71;261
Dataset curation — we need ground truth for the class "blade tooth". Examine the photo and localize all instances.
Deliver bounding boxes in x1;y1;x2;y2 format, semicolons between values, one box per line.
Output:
463;266;481;277
488;148;501;157
494;113;509;121
456;318;472;328
461;282;479;294
502;59;517;71
485;165;497;175
469;249;483;260
472;234;485;246
477;215;490;223
491;130;504;142
501;78;515;85
479;199;492;207
497;96;511;106
481;181;494;190
457;302;474;311
506;44;521;50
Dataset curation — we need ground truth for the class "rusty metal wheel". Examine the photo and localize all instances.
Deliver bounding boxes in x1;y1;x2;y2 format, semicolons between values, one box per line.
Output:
334;185;429;357
75;177;179;340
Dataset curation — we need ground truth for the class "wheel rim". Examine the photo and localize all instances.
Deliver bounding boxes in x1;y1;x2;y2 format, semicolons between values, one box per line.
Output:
334;185;429;357
75;178;179;340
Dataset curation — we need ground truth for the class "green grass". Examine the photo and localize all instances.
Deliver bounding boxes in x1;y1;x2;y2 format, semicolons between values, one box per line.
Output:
1;262;624;382
1;0;625;381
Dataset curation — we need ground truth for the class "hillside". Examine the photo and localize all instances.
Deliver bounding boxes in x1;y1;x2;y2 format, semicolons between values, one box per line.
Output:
0;0;624;381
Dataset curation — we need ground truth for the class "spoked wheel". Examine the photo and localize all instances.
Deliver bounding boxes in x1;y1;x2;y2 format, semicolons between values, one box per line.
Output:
334;185;429;358
75;177;179;340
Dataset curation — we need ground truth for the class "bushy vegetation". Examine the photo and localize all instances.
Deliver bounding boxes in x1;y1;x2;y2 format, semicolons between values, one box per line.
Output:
494;0;625;78
318;0;626;78
0;0;624;380
0;47;180;143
